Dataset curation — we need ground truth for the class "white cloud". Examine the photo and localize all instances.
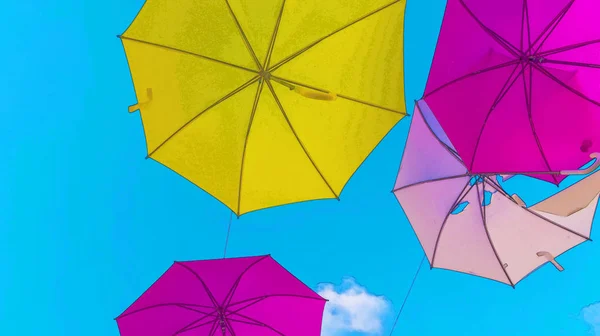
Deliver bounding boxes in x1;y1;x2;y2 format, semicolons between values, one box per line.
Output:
582;302;600;335
318;277;391;336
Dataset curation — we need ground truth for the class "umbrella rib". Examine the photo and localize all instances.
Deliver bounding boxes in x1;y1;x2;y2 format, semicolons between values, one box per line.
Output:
263;0;286;69
228;294;325;307
422;59;519;99
175;262;221;308
484;177;525;208
221;255;270;308
227;311;286;336
519;0;526;51
392;174;470;193
532;63;600;107
208;320;220;336
479;169;562;176
117;303;215;319
268;0;402;72
175;315;219;335
146;77;259;158
531;0;574;55
236;81;265;215
265;80;339;199
468;63;524;171
227;318;264;327
226;297;268;315
540;59;600;69
223;0;262;69
478;181;515;287
458;0;520;57
271;75;406;115
522;63;558;184
483;177;512;200
524;0;532;51
224;318;238;336
525;0;572;54
539;39;600;57
118;36;258;74
430;181;474;267
227;294;326;310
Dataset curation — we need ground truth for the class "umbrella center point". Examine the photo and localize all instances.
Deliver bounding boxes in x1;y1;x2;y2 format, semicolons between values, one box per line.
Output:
259;70;271;80
523;55;545;64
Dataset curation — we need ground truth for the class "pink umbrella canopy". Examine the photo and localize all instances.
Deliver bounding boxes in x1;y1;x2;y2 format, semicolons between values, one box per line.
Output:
422;0;600;184
116;255;326;336
393;102;597;286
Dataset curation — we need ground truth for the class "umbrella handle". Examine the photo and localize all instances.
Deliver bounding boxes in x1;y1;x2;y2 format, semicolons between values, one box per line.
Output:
128;88;153;113
560;152;599;176
293;86;337;101
536;251;564;272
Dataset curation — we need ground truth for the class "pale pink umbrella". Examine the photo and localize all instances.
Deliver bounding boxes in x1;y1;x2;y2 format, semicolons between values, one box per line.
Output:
393;101;598;286
421;0;600;185
115;255;326;335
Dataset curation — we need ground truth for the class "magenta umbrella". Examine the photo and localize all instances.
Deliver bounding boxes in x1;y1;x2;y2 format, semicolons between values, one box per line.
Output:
116;255;326;336
421;0;600;184
393;102;597;286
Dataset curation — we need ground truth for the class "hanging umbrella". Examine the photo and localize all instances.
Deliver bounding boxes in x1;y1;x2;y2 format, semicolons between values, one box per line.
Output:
420;0;600;185
116;255;326;335
119;0;408;216
392;101;597;286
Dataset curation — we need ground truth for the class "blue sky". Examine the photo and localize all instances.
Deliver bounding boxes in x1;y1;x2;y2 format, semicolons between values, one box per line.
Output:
1;0;598;335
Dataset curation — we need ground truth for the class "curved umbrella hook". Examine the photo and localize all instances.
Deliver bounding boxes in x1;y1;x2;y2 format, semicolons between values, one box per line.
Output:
536;251;564;272
560;152;600;176
128;88;153;113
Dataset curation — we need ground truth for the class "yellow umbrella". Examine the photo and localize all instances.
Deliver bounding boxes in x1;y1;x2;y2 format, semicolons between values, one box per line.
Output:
120;0;407;216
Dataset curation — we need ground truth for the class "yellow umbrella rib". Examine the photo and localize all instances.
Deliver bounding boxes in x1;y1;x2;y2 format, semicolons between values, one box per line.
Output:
267;0;403;73
118;35;258;74
271;75;407;115
147;77;259;158
263;0;287;69
224;0;262;69
264;80;340;199
236;80;265;215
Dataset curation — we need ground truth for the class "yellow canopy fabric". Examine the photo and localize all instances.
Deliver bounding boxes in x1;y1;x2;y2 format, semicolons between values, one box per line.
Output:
120;0;407;216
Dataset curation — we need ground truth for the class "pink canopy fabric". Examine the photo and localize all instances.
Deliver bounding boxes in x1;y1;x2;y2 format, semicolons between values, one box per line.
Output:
116;255;326;336
422;0;600;184
393;102;597;286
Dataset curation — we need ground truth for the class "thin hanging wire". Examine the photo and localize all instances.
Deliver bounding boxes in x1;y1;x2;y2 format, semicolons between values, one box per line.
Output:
389;254;427;336
223;211;234;258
